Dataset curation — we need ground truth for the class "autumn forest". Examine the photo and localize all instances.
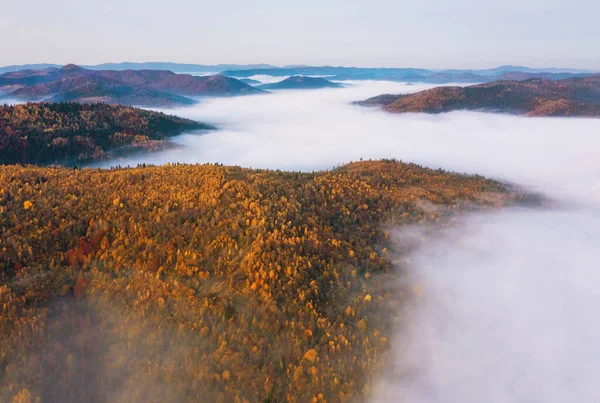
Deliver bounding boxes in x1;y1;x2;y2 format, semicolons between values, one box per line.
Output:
0;158;525;402
0;103;213;166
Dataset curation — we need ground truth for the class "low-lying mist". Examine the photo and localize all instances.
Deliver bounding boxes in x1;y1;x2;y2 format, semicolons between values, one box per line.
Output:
92;80;600;204
90;79;600;401
375;208;600;403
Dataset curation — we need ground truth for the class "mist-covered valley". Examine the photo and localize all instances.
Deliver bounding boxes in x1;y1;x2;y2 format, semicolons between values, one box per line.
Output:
375;207;600;402
92;80;600;204
90;79;600;402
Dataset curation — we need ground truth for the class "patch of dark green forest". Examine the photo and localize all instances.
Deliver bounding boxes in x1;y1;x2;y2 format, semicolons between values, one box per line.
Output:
0;102;214;165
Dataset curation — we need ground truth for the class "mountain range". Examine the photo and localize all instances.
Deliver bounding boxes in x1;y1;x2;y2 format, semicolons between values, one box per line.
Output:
1;63;596;84
0;63;279;75
356;75;600;117
257;76;342;90
0;65;264;107
223;66;596;84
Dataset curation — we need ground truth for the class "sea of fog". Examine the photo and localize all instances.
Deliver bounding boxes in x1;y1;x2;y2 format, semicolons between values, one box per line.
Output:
92;80;600;402
92;81;600;204
375;208;600;403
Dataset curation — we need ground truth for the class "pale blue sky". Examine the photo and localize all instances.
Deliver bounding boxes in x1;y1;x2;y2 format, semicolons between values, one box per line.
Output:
1;0;598;69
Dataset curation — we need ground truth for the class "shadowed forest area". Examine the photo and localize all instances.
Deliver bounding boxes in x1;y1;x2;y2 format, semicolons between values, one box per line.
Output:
0;103;213;165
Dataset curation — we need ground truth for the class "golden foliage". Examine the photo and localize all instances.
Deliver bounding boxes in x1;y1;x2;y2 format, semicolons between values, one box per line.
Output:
0;159;514;402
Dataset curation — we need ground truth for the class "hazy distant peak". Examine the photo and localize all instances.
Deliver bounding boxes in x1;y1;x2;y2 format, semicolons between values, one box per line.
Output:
1;65;264;107
60;63;85;71
257;75;342;90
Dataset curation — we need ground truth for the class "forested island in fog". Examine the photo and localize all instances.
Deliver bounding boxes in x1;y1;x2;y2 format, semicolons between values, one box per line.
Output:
357;75;600;117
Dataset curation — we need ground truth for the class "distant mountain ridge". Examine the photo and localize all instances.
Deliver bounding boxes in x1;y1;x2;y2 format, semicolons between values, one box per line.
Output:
0;63;277;75
83;62;278;73
462;65;595;75
356;75;600;117
10;74;196;108
1;63;596;83
0;65;264;107
224;67;433;82
257;76;343;90
223;66;597;84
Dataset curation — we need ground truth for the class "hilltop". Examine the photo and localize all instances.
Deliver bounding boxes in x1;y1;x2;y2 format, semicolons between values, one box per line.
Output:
94;69;262;97
0;102;214;165
0;159;523;402
356;75;600;117
258;76;342;90
0;65;264;107
9;74;195;108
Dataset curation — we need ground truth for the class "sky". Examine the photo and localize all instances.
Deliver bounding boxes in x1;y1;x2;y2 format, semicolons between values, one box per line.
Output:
1;0;599;69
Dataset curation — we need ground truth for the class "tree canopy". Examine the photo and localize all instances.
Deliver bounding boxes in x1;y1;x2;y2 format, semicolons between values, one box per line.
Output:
0;160;520;402
0;102;213;165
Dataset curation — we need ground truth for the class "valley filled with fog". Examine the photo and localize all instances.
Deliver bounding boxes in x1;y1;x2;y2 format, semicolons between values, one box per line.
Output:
90;80;600;402
92;81;600;203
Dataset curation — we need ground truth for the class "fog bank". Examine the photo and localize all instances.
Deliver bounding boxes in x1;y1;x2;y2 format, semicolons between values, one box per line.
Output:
92;80;600;205
375;208;600;402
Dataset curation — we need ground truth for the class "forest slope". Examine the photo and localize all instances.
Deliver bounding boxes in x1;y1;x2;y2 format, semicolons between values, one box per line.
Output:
0;160;525;402
356;76;600;117
0;102;214;165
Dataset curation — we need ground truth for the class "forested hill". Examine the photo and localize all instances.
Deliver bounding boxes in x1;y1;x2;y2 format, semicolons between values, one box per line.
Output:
0;65;264;107
0;102;214;165
357;75;600;117
0;160;523;402
257;76;343;90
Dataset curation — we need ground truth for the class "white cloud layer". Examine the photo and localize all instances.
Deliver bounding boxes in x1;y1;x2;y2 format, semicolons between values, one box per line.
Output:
95;80;600;205
375;208;600;403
